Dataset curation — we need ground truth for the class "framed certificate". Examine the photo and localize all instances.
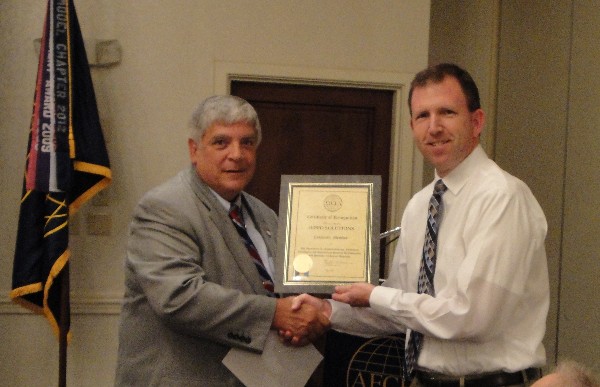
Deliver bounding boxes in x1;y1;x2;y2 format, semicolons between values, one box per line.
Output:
274;175;381;294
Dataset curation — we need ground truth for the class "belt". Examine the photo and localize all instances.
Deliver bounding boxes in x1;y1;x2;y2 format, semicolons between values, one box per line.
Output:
415;367;542;387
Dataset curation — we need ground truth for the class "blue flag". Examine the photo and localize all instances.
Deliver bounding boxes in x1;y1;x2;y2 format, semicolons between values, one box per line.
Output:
11;0;112;341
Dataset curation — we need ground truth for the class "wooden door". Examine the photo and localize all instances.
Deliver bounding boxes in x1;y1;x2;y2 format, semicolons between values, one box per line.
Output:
231;81;393;240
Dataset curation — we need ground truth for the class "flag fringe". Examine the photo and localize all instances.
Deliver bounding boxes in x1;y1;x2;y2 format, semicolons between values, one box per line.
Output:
10;249;72;344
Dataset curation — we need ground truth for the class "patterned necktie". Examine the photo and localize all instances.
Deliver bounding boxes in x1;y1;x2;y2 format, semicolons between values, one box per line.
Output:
405;179;448;381
229;204;276;296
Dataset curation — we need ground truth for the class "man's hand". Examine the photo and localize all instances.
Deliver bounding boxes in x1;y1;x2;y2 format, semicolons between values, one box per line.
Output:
271;296;330;346
278;294;332;345
332;283;375;306
290;294;332;317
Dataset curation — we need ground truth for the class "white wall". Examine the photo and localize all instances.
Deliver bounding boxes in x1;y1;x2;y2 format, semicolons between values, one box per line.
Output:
0;1;431;385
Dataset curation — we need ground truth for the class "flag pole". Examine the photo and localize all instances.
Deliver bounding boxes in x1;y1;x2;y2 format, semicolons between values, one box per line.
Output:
59;262;70;387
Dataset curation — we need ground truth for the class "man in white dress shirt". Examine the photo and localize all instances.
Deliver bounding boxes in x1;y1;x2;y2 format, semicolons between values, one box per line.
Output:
289;63;549;387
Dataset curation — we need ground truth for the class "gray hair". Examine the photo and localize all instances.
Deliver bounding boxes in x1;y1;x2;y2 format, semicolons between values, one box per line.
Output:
188;95;262;144
555;360;600;387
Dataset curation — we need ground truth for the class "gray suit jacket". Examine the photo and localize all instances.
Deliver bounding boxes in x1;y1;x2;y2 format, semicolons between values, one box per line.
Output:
115;167;278;386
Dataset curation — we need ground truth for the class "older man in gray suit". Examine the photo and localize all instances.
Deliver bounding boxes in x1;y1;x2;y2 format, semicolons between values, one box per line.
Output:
115;95;330;386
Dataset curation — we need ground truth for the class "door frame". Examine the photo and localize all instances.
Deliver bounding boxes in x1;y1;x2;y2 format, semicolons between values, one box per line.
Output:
214;61;421;276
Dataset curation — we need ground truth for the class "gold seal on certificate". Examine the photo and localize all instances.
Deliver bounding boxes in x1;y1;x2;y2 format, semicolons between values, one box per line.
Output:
292;253;313;278
275;175;381;293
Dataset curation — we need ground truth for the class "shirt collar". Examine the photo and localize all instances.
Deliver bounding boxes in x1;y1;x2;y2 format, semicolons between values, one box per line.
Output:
435;145;488;195
210;188;243;211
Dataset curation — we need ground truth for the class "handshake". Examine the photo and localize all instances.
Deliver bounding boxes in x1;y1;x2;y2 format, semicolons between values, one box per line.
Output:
272;282;376;346
271;295;331;346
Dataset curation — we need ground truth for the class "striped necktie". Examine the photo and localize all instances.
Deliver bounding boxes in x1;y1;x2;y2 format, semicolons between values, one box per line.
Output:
405;179;448;381
229;204;276;296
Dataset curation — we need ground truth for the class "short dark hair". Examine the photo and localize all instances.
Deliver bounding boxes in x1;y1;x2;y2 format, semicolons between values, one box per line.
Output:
408;63;481;114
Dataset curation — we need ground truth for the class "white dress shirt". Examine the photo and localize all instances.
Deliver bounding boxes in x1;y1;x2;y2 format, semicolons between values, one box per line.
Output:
329;145;549;376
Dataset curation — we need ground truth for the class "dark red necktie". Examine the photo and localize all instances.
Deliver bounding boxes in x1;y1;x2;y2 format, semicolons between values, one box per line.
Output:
229;204;276;296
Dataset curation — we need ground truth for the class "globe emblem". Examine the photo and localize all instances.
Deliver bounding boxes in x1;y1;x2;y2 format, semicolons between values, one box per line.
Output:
346;335;405;387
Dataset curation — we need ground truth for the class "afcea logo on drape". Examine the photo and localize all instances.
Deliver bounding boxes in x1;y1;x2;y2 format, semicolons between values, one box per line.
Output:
345;335;405;387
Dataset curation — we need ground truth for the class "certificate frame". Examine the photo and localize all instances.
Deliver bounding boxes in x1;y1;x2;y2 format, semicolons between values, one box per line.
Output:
275;175;381;294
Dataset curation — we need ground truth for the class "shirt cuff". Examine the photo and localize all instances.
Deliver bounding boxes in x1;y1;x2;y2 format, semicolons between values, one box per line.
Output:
328;299;339;320
369;285;402;314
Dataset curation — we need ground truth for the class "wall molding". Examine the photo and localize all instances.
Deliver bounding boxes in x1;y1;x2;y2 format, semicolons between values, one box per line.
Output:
0;293;123;315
